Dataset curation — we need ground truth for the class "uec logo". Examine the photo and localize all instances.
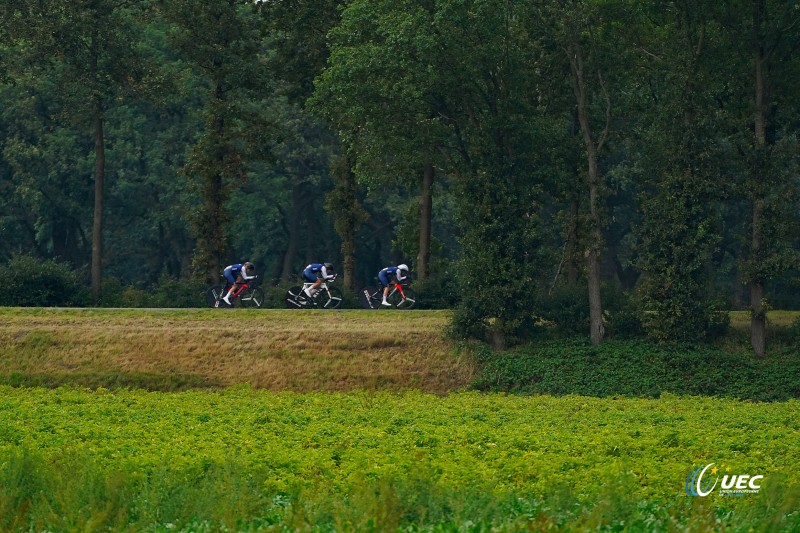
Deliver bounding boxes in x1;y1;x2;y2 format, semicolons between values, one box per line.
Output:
685;463;763;496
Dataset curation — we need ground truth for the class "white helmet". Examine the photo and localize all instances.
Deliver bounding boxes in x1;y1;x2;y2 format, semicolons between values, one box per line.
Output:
397;264;409;272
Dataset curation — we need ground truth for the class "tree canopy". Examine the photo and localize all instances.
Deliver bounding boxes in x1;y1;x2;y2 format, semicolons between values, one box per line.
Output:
1;0;798;354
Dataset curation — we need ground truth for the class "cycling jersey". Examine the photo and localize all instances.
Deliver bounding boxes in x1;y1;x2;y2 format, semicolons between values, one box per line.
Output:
378;266;408;287
223;263;255;285
303;263;335;283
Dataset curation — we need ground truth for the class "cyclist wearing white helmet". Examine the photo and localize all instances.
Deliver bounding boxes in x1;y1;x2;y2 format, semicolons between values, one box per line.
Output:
378;263;410;306
303;262;336;298
222;261;256;305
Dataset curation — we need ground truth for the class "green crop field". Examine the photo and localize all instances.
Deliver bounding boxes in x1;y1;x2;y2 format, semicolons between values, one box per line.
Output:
0;308;798;532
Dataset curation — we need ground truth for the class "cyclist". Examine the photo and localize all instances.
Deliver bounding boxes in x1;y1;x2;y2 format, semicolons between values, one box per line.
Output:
378;263;410;306
221;261;256;305
303;262;336;298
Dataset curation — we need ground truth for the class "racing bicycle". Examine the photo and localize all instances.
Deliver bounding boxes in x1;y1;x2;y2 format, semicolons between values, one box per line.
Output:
358;282;417;310
206;276;265;308
284;276;343;309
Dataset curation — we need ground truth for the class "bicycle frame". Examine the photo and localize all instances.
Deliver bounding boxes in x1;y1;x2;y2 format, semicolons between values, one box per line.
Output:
368;283;405;303
303;281;330;293
219;281;254;305
301;282;333;304
210;276;263;309
392;283;406;299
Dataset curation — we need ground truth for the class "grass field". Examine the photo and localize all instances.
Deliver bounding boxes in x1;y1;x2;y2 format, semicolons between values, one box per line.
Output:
0;308;473;392
0;308;798;531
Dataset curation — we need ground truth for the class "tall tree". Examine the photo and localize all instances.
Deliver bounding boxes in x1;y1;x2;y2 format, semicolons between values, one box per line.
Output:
735;0;800;357
630;1;729;342
541;0;627;345
311;0;447;282
326;153;369;290
162;0;273;282
5;0;153;302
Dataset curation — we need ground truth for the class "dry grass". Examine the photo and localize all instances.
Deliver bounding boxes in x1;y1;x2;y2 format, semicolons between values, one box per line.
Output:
728;310;799;332
0;308;475;393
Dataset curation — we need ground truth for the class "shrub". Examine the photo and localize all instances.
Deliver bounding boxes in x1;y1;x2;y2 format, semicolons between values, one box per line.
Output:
535;284;589;334
147;273;206;308
0;255;89;307
536;283;643;339
471;337;800;401
411;270;458;310
99;274;206;308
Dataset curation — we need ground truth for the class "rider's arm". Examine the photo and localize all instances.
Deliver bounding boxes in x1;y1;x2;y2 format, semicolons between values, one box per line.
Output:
241;269;256;281
321;265;335;280
396;269;407;282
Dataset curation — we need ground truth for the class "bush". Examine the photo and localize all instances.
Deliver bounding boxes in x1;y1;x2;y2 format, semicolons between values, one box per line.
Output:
0;255;89;307
411;271;458;310
535;284;589;334
536;283;643;339
99;274;206;308
147;274;207;308
471;337;800;401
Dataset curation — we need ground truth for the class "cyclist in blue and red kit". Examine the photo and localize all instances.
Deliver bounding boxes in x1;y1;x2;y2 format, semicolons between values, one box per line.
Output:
222;261;256;305
303;262;336;298
378;264;410;306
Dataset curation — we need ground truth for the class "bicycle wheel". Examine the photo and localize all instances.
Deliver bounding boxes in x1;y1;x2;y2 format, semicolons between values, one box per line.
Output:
241;287;265;308
206;285;225;308
358;286;379;309
285;286;304;309
319;286;343;309
358;287;375;309
388;286;417;310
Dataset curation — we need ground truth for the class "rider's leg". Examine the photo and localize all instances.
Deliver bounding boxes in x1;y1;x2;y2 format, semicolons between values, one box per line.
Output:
382;286;391;305
305;279;322;298
224;275;243;304
379;272;392;306
223;283;238;304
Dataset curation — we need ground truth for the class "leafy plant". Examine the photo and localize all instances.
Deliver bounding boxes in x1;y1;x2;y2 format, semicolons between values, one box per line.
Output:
0;255;89;307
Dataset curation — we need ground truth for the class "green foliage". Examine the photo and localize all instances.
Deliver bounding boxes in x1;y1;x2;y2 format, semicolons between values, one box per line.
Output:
0;255;89;307
411;268;459;310
99;274;208;309
635;172;725;342
0;387;798;531
472;338;799;401
536;284;643;339
1;0;800;344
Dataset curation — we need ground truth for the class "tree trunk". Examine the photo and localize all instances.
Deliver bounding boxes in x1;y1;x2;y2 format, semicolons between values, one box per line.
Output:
281;182;303;279
750;200;766;358
305;200;318;265
339;165;358;291
91;96;105;305
569;43;605;346
325;155;365;292
206;169;225;281
566;199;580;285
750;0;767;358
417;162;434;281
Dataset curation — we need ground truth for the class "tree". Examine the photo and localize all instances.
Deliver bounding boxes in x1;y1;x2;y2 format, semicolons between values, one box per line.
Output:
539;0;629;345
5;0;155;303
629;1;729;341
733;0;800;357
162;0;274;282
311;0;447;282
326;153;369;290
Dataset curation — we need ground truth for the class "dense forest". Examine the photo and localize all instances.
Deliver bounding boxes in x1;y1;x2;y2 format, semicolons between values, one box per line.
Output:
1;0;798;353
